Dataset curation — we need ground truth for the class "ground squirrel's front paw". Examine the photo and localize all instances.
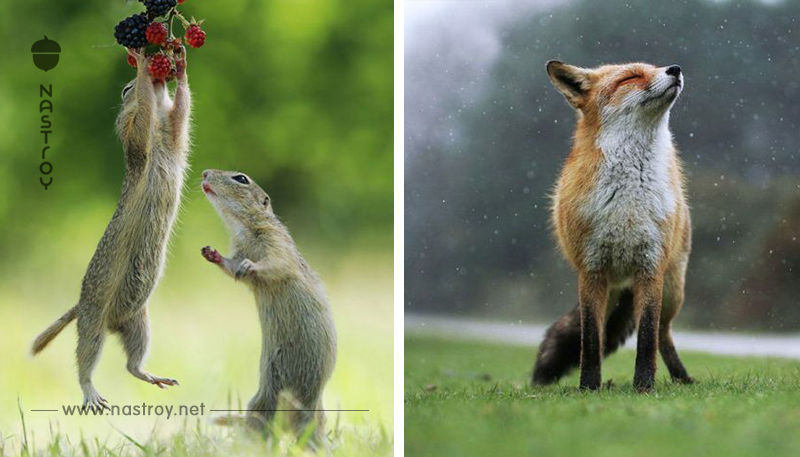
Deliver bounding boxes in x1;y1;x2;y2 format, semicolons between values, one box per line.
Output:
235;259;255;280
176;52;187;79
201;246;222;264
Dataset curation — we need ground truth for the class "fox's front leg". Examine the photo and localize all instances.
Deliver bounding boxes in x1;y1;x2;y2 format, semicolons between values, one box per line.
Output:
168;50;191;152
118;48;156;173
578;273;608;390
633;275;665;392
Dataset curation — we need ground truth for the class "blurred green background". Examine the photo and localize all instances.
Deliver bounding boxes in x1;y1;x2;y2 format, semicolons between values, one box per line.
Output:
0;0;393;454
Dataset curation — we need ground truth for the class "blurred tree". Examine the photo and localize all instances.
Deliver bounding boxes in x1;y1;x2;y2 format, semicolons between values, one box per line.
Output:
405;0;800;330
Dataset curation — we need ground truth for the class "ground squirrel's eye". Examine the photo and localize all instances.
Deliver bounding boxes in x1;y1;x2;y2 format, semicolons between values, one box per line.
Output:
232;174;249;185
121;83;133;99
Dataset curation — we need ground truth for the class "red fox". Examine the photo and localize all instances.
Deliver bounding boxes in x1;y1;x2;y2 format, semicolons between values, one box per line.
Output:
532;61;693;391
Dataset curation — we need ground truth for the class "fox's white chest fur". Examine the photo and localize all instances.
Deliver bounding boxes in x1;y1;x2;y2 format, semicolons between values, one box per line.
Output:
581;114;677;278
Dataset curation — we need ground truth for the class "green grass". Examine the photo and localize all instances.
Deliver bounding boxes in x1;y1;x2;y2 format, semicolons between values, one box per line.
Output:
4;407;390;457
405;336;800;457
0;211;393;456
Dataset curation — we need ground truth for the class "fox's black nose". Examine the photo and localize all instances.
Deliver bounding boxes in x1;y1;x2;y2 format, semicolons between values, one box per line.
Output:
666;65;682;77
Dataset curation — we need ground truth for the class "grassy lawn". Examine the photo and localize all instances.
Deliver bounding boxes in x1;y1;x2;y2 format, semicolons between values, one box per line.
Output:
405;336;800;457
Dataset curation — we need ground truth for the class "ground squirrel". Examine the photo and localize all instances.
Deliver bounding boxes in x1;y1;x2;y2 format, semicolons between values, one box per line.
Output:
200;169;337;445
31;48;192;409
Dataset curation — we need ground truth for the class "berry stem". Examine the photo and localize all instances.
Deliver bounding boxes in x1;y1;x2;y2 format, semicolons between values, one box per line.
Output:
174;10;191;29
168;10;175;39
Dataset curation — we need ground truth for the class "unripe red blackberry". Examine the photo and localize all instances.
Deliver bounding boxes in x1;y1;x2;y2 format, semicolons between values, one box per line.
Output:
146;22;168;45
126;54;138;68
185;25;206;48
148;53;172;80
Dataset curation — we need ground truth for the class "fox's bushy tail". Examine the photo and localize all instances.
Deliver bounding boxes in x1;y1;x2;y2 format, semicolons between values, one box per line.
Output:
532;290;636;385
31;305;78;355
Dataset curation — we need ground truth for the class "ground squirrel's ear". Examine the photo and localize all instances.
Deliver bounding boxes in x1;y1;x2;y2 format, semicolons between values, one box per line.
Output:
546;60;592;109
263;196;270;207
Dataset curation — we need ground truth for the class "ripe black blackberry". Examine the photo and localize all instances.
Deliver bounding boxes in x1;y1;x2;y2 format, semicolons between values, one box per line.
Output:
114;14;150;48
141;0;177;18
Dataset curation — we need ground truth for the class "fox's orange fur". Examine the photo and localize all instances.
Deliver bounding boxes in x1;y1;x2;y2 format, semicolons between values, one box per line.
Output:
532;61;693;391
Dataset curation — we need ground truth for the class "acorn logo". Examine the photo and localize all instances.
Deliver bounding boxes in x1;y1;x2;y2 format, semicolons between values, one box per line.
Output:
31;36;61;72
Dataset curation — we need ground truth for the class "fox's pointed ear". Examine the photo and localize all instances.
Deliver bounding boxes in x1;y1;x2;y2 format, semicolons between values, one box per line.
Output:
546;60;592;109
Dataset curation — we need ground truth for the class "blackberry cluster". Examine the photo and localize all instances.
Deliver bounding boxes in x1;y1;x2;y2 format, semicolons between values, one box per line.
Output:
114;14;149;48
141;0;177;18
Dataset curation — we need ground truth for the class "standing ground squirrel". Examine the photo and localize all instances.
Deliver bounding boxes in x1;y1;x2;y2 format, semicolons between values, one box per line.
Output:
31;48;192;409
200;169;337;445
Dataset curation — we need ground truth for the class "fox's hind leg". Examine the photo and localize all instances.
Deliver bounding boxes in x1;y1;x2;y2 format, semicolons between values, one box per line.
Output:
116;308;178;388
659;260;693;384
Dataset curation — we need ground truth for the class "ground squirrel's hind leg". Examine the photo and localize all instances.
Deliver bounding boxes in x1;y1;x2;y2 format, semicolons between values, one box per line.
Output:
245;384;279;434
76;306;109;410
294;401;326;448
116;309;178;389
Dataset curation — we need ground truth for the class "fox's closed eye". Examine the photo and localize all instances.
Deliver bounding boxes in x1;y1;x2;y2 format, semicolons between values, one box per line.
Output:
617;74;641;85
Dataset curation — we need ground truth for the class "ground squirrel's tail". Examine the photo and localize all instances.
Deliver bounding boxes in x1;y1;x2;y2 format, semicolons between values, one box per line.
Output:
532;290;635;385
31;305;78;355
211;413;247;426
